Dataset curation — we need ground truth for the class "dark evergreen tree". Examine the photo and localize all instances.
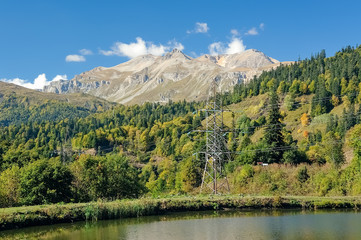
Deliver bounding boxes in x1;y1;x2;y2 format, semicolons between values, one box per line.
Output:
340;104;357;132
311;76;332;116
330;78;340;96
264;91;285;163
326;114;337;133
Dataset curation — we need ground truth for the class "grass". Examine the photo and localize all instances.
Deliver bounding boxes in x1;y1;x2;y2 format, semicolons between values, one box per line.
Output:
1;195;361;231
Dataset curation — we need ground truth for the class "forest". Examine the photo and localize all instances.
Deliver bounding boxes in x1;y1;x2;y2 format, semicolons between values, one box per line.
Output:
1;45;361;207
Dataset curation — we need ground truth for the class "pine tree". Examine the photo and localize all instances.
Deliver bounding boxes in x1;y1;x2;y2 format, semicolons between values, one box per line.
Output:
311;76;332;116
264;91;285;163
326;114;336;133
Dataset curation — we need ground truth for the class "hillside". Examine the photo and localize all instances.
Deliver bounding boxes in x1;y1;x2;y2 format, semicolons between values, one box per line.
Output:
1;45;361;208
0;82;116;126
44;49;290;105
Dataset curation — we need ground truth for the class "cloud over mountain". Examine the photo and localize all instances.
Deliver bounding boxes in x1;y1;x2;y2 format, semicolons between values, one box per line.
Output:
209;35;246;55
1;74;67;90
100;37;184;59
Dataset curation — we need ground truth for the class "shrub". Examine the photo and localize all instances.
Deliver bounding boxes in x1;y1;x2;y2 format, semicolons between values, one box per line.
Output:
20;157;73;205
0;165;21;207
297;166;309;183
70;154;144;201
236;164;255;184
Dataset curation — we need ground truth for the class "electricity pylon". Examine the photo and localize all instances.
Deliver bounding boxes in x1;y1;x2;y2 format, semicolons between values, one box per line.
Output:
194;78;232;194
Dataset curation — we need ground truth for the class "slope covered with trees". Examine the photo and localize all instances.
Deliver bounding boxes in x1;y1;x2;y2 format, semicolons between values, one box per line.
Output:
0;82;115;126
1;46;361;207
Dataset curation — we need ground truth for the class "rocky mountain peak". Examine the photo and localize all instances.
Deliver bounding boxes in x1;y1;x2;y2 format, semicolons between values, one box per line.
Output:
163;48;192;60
171;48;182;53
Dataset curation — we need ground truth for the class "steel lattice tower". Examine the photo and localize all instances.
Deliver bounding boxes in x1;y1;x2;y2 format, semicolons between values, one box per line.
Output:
198;79;232;194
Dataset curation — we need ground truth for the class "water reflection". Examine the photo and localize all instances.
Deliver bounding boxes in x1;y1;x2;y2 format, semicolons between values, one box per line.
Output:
1;209;360;240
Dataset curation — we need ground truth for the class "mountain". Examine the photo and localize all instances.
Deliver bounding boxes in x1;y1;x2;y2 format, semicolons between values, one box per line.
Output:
44;49;291;105
0;82;115;126
196;49;278;69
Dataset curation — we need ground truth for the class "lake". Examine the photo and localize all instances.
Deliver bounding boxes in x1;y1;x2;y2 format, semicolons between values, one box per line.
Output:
1;209;361;239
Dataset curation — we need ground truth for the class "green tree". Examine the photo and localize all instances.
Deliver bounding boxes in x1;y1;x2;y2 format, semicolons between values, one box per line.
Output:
20;157;73;205
70;154;143;201
297;166;309;183
348;124;361;164
0;165;21;207
104;154;144;198
264;91;285;163
176;157;201;193
284;94;296;111
323;132;344;168
311;76;332;116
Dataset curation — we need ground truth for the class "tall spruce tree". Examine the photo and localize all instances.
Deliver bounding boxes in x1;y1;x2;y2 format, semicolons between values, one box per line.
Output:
311;76;332;116
264;91;285;163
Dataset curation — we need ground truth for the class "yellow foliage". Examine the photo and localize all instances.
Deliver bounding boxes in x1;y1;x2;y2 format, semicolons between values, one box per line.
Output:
331;95;340;107
300;113;310;127
299;82;308;94
342;95;351;109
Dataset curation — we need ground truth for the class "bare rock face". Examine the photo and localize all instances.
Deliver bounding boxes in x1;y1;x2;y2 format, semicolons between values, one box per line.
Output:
44;49;289;105
44;80;110;94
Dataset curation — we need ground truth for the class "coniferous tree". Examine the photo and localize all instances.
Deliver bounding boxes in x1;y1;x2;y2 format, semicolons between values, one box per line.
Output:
326;114;337;133
264;91;285;163
311;76;332;116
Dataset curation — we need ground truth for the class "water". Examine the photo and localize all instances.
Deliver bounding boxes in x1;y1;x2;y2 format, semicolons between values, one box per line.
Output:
1;209;361;240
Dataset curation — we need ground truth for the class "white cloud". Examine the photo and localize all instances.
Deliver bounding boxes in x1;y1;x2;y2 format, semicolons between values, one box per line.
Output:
246;27;258;36
79;49;93;55
167;40;184;51
65;49;92;62
1;74;67;90
209;42;225;56
260;23;265;30
195;22;209;33
226;38;246;54
209;37;246;55
100;37;184;59
52;74;68;82
230;29;240;36
244;23;264;36
65;54;86;62
1;78;27;87
187;22;209;34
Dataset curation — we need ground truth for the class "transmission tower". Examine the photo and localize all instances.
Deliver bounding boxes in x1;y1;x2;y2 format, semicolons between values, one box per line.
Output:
194;78;233;194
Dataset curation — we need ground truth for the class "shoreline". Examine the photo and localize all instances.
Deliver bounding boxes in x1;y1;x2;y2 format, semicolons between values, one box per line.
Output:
1;195;361;231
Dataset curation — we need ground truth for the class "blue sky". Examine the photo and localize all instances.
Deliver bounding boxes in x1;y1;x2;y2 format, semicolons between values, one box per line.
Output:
1;0;360;89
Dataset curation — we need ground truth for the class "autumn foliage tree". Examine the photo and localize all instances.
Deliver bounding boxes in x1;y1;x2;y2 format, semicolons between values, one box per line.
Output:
300;113;310;127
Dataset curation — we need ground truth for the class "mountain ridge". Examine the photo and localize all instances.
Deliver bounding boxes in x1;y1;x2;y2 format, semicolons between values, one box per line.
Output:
44;49;292;105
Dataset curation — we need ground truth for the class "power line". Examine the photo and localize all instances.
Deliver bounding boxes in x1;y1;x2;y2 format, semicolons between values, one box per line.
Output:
230;136;361;155
189;109;361;139
228;91;360;114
